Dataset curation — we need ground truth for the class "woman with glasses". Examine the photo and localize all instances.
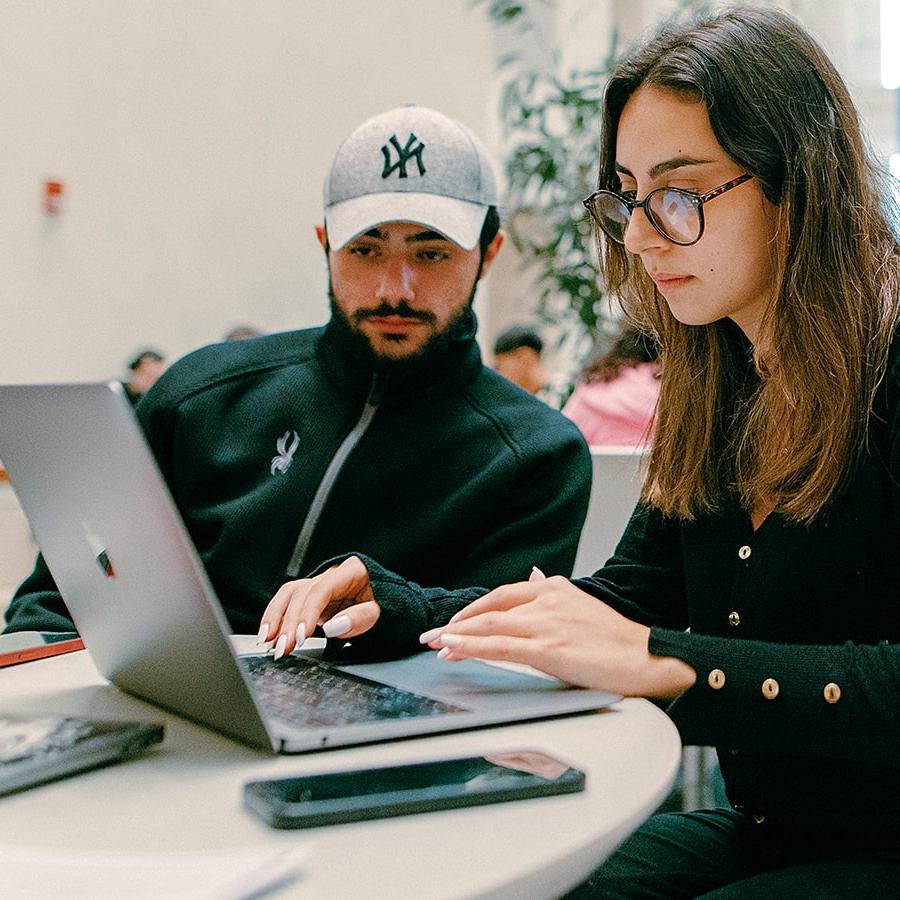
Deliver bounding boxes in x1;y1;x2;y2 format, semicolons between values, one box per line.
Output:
258;6;900;894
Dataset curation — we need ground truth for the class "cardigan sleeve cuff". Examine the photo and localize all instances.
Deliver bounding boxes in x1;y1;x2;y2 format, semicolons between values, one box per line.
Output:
310;553;487;662
647;626;854;750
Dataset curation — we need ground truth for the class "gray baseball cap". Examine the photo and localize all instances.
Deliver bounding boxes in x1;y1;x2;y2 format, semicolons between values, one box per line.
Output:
323;104;499;251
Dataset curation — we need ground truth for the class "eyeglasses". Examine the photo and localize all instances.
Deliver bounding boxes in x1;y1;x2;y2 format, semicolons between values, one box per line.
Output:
583;173;753;246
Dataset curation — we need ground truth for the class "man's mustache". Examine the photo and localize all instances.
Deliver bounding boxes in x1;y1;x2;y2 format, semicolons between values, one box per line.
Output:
351;302;437;326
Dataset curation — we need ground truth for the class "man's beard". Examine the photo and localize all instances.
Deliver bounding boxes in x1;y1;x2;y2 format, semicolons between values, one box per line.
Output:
327;279;478;377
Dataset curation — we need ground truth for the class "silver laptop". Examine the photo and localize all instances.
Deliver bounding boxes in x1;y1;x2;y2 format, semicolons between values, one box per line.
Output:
0;382;618;754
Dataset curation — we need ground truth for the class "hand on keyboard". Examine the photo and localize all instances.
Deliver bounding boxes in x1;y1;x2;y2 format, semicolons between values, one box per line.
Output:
257;556;380;660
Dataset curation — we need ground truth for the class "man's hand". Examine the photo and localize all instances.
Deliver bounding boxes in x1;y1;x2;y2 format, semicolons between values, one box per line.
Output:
418;575;695;699
258;556;380;659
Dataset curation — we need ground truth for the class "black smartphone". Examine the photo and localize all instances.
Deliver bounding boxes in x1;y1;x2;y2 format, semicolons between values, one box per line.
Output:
243;750;585;829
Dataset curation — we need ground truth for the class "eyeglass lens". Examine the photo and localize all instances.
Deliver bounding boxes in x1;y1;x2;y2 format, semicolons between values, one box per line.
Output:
591;189;701;245
649;190;699;243
592;195;631;242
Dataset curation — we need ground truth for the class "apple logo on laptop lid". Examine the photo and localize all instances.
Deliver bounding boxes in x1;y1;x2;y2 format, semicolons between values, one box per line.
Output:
81;521;116;579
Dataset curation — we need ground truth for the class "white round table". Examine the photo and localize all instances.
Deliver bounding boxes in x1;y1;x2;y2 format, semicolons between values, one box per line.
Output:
0;648;681;899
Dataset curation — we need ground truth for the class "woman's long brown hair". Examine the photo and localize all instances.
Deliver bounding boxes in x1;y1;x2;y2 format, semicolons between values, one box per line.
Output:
597;5;900;522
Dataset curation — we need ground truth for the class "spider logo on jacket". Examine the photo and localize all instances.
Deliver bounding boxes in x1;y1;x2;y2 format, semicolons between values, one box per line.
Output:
270;430;300;475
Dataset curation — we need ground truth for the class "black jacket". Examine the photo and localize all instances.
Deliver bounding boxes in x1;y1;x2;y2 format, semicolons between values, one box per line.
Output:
3;318;591;635
351;334;900;831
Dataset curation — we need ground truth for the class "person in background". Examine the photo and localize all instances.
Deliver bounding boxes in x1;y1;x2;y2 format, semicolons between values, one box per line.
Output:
247;7;900;894
492;323;547;395
224;325;264;341
3;104;591;650
563;324;659;447
122;348;166;406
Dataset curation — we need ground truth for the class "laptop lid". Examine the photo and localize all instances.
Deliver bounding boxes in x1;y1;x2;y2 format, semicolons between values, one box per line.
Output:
0;382;276;751
0;383;618;754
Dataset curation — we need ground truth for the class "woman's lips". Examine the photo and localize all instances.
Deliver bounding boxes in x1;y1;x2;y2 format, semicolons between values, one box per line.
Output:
651;273;694;291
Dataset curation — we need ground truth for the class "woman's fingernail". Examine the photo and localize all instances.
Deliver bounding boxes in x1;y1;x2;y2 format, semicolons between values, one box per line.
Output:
294;623;306;649
530;565;546;581
419;627;442;644
273;633;287;661
440;633;463;648
256;623;269;645
437;647;452;660
322;615;351;638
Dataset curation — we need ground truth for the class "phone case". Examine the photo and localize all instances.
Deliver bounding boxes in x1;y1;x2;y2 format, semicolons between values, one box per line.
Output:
0;638;85;669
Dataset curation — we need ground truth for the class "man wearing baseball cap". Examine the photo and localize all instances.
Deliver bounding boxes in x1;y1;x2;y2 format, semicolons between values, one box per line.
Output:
4;105;591;656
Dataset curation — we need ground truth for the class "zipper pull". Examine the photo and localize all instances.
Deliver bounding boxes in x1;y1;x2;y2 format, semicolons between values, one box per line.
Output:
367;373;387;407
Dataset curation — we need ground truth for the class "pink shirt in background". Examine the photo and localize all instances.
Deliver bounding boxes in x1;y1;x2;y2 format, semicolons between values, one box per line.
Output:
563;361;660;447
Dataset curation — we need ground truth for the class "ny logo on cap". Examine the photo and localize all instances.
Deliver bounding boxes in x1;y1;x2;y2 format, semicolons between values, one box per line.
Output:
381;133;426;179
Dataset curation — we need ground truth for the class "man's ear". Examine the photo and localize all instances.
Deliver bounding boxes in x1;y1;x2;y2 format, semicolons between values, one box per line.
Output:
478;229;505;277
315;224;328;251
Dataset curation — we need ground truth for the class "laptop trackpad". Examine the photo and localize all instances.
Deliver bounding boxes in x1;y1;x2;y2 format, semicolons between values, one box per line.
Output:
336;653;566;707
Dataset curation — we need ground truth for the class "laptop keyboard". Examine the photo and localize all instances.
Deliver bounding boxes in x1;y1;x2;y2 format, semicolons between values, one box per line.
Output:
241;654;468;728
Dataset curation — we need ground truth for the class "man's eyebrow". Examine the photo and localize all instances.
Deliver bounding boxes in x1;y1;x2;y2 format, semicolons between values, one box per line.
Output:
407;230;451;243
356;228;451;243
614;157;716;179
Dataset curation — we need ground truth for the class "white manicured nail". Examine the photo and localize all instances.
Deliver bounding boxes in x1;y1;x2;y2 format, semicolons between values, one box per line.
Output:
437;647;452;660
294;623;306;649
530;566;546;581
322;615;351;638
440;633;463;648
273;633;287;660
419;627;442;644
256;623;269;645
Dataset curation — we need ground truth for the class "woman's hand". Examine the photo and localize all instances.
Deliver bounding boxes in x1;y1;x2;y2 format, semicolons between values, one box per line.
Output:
419;575;695;699
257;556;380;659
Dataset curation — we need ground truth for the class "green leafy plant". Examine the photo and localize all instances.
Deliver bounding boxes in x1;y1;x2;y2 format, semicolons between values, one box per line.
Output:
482;0;706;393
496;22;618;341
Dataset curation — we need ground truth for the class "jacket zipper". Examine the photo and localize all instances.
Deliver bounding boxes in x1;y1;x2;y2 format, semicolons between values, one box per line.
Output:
284;374;385;578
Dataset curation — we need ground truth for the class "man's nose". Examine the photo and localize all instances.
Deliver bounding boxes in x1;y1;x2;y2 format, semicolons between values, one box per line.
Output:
376;256;415;302
622;205;666;255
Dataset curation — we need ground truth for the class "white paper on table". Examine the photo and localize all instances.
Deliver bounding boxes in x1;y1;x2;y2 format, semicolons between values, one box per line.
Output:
0;844;307;899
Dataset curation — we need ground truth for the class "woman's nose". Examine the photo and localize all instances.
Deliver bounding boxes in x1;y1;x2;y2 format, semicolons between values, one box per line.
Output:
622;205;666;255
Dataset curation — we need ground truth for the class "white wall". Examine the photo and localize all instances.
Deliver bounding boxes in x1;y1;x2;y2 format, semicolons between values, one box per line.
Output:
1;1;497;383
3;1;895;386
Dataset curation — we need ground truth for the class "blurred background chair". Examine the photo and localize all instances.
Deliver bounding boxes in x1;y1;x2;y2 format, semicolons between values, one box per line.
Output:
571;447;646;578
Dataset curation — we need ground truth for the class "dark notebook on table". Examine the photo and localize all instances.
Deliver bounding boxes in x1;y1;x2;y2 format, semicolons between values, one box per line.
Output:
0;713;164;797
